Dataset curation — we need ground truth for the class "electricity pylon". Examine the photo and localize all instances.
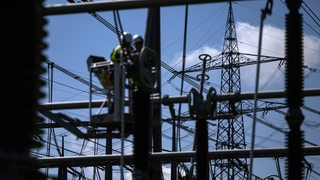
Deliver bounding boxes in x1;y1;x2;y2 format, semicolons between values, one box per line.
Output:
174;1;285;179
213;1;248;179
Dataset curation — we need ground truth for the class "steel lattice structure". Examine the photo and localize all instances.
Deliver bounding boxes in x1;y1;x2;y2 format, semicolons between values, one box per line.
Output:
213;1;248;179
36;0;320;179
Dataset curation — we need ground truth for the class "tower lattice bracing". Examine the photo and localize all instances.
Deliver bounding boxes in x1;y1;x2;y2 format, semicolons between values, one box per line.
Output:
213;1;248;179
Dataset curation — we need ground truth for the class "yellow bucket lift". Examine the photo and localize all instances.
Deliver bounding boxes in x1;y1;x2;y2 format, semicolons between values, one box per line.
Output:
87;55;134;137
86;55;113;90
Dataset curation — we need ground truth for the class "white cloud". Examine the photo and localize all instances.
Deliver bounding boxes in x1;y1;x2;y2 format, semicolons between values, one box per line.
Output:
304;34;320;66
168;21;320;91
170;45;220;69
237;22;320;90
236;22;286;90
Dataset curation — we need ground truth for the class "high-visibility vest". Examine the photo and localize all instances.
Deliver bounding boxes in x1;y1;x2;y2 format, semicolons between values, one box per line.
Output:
110;45;122;63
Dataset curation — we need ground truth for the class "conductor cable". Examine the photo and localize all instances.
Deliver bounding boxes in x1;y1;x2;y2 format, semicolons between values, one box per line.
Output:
249;1;273;180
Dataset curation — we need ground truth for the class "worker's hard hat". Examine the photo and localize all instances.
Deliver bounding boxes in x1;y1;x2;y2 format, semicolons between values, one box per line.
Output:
133;34;144;44
120;32;132;44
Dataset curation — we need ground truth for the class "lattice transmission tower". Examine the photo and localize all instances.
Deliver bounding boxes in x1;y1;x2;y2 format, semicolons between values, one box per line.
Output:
175;1;286;179
213;1;248;179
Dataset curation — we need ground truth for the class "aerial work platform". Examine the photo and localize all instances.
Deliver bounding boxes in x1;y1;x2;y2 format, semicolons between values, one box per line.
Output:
87;55;134;138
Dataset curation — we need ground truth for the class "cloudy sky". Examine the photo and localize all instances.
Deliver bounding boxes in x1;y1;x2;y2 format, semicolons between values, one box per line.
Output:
40;0;320;179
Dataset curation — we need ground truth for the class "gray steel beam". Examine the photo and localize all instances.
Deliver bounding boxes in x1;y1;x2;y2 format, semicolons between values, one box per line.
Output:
39;88;320;110
37;146;320;167
45;0;249;15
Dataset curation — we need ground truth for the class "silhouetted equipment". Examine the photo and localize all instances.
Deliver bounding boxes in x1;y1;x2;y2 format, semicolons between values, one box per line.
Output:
87;55;135;137
34;0;320;179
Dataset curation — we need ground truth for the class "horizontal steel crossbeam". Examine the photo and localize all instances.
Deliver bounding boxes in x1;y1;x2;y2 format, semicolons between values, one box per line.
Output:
37;146;320;167
39;88;320;110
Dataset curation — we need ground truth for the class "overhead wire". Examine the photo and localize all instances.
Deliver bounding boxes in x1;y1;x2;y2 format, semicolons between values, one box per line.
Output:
280;0;320;37
178;0;189;157
53;0;209;100
44;58;105;95
189;4;227;51
113;9;124;43
88;1;208;92
249;1;273;180
301;1;320;37
39;76;95;99
235;1;320;72
44;0;320;178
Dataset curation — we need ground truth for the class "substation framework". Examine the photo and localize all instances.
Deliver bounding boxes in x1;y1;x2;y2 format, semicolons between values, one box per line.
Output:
38;0;320;180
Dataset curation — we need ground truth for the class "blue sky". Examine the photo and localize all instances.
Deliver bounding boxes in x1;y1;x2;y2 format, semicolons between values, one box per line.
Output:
39;0;320;179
